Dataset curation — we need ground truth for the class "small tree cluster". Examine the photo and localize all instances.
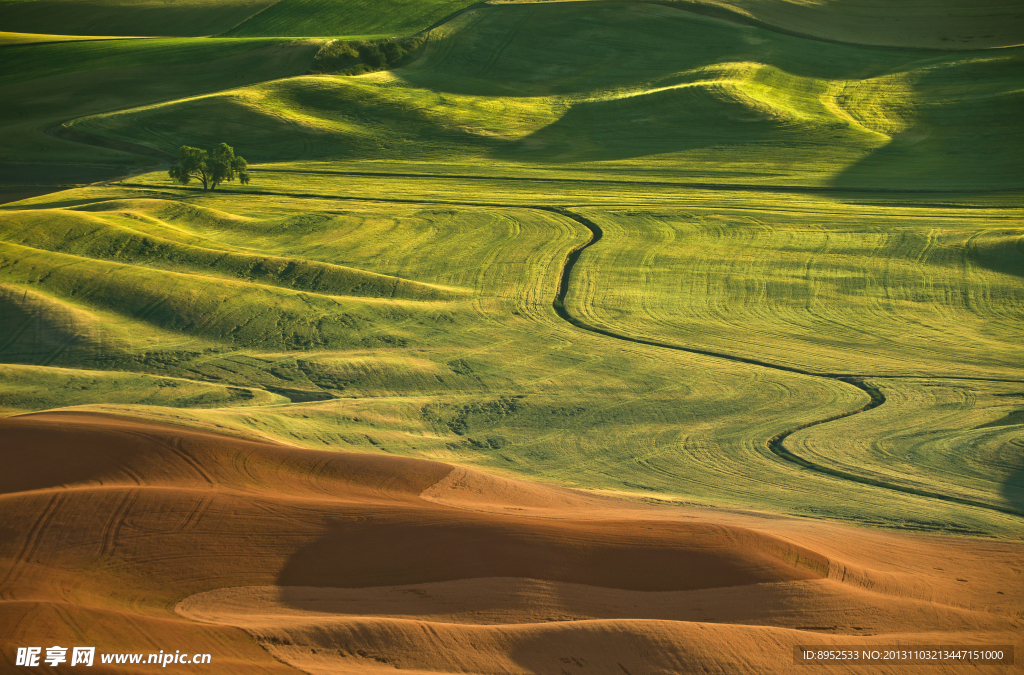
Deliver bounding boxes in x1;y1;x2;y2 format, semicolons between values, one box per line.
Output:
168;143;250;191
309;36;425;76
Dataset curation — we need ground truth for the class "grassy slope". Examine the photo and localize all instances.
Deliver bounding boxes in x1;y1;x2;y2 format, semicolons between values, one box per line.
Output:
789;378;1024;516
224;0;479;38
0;0;275;37
0;31;129;45
2;0;1020;47
566;203;1024;379
0;0;479;38
2;184;1020;537
69;3;1024;189
0;363;285;414
0;37;320;186
695;0;1024;49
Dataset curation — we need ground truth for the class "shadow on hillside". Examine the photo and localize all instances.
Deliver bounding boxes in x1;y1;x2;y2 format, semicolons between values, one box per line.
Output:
489;85;788;163
0;287;99;370
0;162;126;185
0;0;257;37
0;163;132;209
396;1;920;99
830;60;1024;193
968;232;1024;279
275;512;823;596
829;122;1024;193
1003;437;1024;515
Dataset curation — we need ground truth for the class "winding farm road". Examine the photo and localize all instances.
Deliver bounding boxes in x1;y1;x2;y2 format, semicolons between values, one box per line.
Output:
550;207;1024;519
104;181;1023;518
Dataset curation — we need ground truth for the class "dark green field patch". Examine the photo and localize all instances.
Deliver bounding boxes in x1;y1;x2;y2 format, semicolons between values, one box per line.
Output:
224;0;477;38
0;0;275;37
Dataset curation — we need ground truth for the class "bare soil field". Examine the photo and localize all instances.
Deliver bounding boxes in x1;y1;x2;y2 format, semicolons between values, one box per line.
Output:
2;413;1020;673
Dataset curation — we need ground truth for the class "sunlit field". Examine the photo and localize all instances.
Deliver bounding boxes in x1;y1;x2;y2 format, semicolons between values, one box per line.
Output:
1;0;1022;672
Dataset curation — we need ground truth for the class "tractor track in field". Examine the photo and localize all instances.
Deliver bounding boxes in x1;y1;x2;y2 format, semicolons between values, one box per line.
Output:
548;207;1024;519
253;168;1024;198
116;182;1023;517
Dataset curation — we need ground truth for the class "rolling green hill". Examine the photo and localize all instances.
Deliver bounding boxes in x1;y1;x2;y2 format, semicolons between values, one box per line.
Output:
64;3;1024;189
0;31;129;45
2;0;1020;47
0;0;481;38
0;37;319;194
0;0;275;37
565;203;1024;378
223;0;480;38
662;0;1024;49
2;177;1021;535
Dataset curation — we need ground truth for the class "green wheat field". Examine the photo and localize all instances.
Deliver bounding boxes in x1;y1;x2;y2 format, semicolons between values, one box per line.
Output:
1;0;1022;537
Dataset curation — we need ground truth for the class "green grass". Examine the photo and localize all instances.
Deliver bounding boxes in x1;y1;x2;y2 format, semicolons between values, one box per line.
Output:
647;0;1024;49
2;181;1021;537
0;362;284;415
2;0;1019;47
788;378;1024;516
0;204;464;301
0;31;129;45
0;0;275;37
0;0;1021;538
0;37;320;188
0;36;307;87
223;0;478;38
0;0;478;39
564;203;1024;379
64;3;1024;189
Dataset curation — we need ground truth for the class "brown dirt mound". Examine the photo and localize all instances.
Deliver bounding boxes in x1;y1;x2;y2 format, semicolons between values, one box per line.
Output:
0;410;452;498
1;412;1021;673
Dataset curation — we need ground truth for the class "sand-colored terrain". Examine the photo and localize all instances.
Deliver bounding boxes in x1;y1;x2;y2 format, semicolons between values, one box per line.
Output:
1;412;1021;673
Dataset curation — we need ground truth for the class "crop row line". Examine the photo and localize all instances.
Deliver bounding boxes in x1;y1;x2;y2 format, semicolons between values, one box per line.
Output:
251;168;1024;196
548;206;1024;519
118;183;1022;518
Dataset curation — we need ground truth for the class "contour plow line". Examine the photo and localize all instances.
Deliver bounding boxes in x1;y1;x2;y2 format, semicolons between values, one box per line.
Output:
29;181;1023;517
548;207;1024;519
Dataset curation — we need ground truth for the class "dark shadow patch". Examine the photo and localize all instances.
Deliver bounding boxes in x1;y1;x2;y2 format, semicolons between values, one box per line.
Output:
493;85;794;163
830;58;1024;192
976;410;1024;429
0;162;130;186
263;386;334;403
1002;439;1024;515
968;233;1024;279
0;187;72;207
276;515;827;593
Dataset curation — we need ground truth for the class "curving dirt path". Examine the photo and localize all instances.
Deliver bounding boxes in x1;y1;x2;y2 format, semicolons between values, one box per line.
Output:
28;180;1024;518
548;207;1024;519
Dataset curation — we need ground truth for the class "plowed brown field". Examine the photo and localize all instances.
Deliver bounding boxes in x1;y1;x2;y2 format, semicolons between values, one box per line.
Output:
2;413;1021;673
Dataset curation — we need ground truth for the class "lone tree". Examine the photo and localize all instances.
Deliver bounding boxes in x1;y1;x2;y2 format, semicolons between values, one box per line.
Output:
168;143;250;190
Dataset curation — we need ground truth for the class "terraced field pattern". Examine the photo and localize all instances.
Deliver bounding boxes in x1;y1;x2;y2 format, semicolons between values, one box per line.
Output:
0;0;1022;673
